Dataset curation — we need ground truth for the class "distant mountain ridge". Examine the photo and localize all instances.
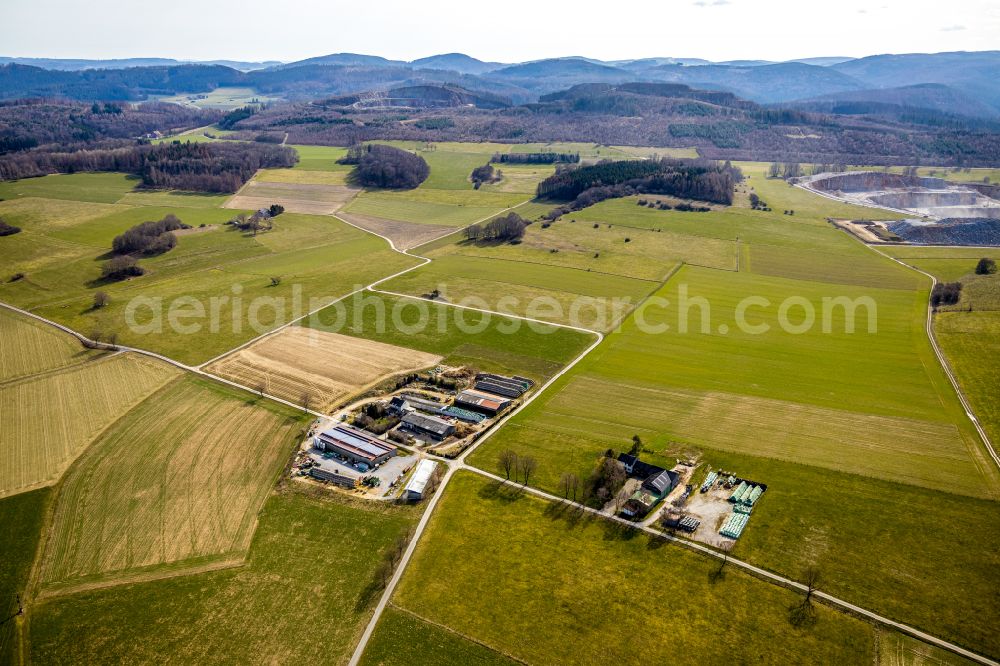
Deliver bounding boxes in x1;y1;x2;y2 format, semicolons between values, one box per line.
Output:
0;57;279;71
2;50;999;118
791;83;1000;119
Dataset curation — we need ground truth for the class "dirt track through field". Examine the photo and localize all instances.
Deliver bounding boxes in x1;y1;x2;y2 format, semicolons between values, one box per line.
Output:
205;326;442;412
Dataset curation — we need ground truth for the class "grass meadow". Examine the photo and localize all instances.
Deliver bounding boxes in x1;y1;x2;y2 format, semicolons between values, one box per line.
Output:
38;375;307;593
27;488;418;663
885;246;1000;456
0;173;138;204
379;253;660;331
288;144;350;171
0;488;50;665
392;472;876;664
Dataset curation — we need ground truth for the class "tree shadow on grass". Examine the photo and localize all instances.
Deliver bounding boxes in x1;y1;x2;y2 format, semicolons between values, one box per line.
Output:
646;531;673;551
354;577;386;613
477;479;524;505
708;562;728;585
787;600;819;629
601;520;641;542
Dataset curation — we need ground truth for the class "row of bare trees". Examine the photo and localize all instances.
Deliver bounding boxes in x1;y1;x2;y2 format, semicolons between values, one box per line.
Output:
497;450;537;486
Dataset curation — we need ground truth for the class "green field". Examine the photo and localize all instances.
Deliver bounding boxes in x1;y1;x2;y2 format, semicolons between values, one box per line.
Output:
0;184;419;364
0;173;138;204
288;144;351;171
305;291;594;382
360;607;518;666
420;215;735;281
380;254;660;330
0;352;180;498
344;193;513;227
115;190;229;208
38;375;307;593
27;488;418;663
392;472;876;664
0;488;49;665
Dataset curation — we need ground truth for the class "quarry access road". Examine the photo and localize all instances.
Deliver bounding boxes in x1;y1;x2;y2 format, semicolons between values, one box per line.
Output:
866;245;999;471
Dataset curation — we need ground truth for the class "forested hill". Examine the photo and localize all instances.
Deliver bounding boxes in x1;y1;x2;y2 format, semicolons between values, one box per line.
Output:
227;83;1000;167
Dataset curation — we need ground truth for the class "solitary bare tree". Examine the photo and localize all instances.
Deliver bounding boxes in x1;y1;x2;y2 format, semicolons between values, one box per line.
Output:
803;566;821;605
498;450;517;482
519;456;537;487
255;382;266;398
301;391;313;414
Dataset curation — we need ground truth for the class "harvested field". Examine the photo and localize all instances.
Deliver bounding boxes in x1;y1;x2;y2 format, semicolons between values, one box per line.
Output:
0;309;97;383
337;211;456;250
206;326;442;412
224;179;358;215
38;376;306;592
0;354;180;498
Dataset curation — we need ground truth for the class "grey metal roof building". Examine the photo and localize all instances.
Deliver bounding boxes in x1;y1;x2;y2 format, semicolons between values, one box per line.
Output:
642;469;680;498
401;412;455;440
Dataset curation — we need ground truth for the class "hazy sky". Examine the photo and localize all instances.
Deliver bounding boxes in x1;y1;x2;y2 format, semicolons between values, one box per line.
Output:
2;0;999;63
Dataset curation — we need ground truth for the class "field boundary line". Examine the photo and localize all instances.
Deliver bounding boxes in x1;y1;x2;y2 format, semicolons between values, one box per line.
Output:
195;198;532;370
0;350;122;390
35;555;248;601
387;603;530;665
